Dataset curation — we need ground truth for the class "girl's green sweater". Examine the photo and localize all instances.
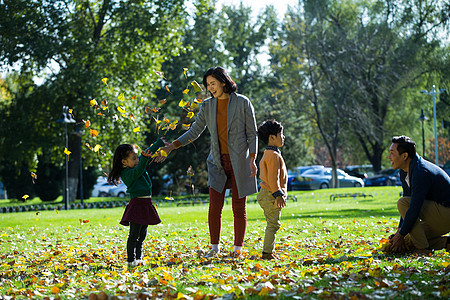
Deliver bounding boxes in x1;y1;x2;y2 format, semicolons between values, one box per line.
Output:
120;138;164;199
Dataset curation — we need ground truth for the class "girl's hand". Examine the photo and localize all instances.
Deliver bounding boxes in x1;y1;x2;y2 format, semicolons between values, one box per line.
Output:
154;143;175;163
249;157;257;177
141;149;154;158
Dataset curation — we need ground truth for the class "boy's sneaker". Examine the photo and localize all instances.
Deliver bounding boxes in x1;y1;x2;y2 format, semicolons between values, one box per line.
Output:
261;252;278;260
127;260;137;269
135;259;146;266
203;249;219;258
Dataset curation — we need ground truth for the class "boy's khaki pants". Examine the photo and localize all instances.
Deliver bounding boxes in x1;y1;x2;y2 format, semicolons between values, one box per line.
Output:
257;188;282;254
397;197;450;250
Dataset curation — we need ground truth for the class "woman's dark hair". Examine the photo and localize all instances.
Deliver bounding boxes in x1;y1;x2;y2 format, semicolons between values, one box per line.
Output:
257;119;283;145
392;135;416;159
202;67;237;97
107;144;136;185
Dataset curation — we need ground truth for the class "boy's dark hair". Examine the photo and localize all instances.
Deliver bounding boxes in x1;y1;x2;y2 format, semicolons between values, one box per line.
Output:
202;67;237;97
107;144;137;185
257;119;283;145
392;135;416;159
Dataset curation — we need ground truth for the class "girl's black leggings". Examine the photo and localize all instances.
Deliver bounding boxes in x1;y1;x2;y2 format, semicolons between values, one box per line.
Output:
127;222;148;262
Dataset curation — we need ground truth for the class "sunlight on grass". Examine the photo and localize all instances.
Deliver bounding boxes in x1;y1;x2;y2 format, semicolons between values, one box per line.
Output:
1;187;449;299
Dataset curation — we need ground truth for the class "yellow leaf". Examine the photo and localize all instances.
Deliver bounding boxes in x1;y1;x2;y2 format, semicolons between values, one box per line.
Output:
133;127;140;133
54;208;59;214
101;77;107;85
163;118;170;124
160;150;167;157
182;88;189;94
190;103;198;109
182;123;191;130
165;85;172;94
68;108;73;114
178;99;187;107
164;272;173;281
22;194;29;200
64;147;71;156
90;99;98;106
118;93;125;101
90;129;99;137
183;67;188;78
51;286;60;294
191;80;203;92
187;112;194;119
93;144;101;152
85;143;92;150
117;106;126;113
84;120;91;128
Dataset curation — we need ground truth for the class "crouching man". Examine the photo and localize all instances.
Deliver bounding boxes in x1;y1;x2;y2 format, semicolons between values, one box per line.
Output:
388;135;450;254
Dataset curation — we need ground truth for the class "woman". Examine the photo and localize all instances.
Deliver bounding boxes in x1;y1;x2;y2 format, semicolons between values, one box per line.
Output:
156;66;258;257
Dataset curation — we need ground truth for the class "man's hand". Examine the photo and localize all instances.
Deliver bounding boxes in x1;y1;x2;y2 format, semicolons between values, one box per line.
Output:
249;157;257;177
274;196;286;208
391;232;408;253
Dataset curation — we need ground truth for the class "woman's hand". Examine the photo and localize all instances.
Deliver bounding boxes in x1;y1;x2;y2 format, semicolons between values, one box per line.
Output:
154;143;175;163
249;157;257;177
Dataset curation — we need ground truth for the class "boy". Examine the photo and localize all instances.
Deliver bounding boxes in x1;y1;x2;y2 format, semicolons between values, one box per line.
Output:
257;119;287;260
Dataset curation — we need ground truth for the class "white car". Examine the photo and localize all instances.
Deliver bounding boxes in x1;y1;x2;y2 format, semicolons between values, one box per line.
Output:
91;177;114;197
109;182;128;198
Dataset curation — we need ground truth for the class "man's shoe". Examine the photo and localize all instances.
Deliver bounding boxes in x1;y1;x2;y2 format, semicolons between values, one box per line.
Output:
203;249;219;259
412;248;432;256
135;259;146;266
127;260;137;269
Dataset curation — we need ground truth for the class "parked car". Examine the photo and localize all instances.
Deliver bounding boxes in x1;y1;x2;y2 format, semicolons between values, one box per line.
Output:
364;169;402;186
290;167;364;190
109;182;128;197
91;177;114;197
343;165;374;179
287;165;324;191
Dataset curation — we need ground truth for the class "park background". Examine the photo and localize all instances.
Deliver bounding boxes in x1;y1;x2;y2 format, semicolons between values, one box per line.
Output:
0;0;449;202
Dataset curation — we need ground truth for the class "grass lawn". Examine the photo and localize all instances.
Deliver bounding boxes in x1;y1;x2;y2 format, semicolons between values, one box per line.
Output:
0;186;449;299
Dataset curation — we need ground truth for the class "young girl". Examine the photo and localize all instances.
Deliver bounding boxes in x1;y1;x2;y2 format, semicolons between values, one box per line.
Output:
108;138;165;268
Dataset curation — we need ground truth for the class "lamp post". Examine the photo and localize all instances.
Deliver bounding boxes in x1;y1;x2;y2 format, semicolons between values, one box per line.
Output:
57;106;76;210
418;109;428;157
421;85;446;165
75;124;84;205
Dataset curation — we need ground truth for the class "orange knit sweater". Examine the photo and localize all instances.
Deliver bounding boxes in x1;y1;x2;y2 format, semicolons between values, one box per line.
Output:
259;149;287;196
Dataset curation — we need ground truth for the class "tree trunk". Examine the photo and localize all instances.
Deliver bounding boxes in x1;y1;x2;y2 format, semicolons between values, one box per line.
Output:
68;131;81;202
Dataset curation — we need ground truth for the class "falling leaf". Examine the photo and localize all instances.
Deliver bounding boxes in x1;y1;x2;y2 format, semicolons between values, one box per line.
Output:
68;108;73;114
152;107;160;113
179;99;187;107
160;150;167;157
165;85;172;94
182;123;191;130
90;99;98;106
194;98;203;103
183;68;188;78
93;144;102;152
182;88;190;94
158;99;167;104
155;71;166;79
101;77;108;85
85;143;92;150
190;103;199;110
191;80;203;92
131;95;137;100
101;99;108;106
163;118;170;124
54;208;59;214
129;113;135;121
84;120;91;128
30;172;37;184
90;129;99;137
97;112;104;116
118;93;125;101
133;127;140;133
187;112;194;119
187;165;194;176
117;106;126;113
165;196;174;200
153;117;161;124
22;195;29;200
64;147;71;156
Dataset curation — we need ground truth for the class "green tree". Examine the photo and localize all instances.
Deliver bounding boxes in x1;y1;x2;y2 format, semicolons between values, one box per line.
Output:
0;0;186;199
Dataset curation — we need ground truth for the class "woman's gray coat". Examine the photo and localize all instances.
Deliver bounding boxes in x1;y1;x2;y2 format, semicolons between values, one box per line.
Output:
176;92;258;198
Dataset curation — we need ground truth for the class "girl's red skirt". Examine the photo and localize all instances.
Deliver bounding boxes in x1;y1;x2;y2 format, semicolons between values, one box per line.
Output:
120;197;161;226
